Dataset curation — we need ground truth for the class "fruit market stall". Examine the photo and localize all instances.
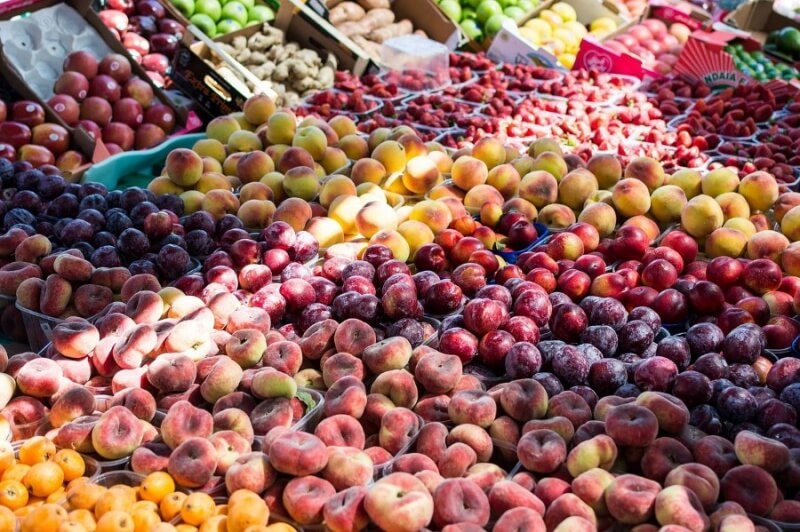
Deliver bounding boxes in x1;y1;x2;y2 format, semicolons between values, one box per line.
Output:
0;0;799;530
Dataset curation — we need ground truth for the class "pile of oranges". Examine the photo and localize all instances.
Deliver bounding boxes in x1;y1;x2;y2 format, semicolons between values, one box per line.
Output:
0;436;294;532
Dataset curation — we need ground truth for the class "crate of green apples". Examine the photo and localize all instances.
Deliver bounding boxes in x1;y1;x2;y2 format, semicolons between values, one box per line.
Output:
168;0;276;37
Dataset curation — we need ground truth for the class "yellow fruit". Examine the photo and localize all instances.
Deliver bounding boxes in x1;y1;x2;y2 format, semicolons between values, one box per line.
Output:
160;492;187;522
558;53;577;68
52;450;86;482
518;27;541;45
539;10;563;28
21;503;69;532
140;472;175;504
18;436;56;465
2;463;30;482
563;21;588;38
551;2;577;22
23;461;65;498
0;479;29;510
95;510;135;532
590;17;617;33
553;28;579;53
524;18;552;40
0;506;15;531
180;492;216;526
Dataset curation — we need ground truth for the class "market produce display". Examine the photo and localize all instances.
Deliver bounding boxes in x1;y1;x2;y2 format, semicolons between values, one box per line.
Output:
1;0;800;529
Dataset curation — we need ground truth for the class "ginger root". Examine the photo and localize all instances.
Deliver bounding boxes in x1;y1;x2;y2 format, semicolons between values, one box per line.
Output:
369;19;413;43
329;1;365;24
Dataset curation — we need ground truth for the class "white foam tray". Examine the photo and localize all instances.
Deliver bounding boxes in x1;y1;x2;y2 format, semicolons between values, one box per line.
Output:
0;4;113;99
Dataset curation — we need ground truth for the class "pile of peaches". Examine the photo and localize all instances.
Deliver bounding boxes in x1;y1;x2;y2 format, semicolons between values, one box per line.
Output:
1;62;800;529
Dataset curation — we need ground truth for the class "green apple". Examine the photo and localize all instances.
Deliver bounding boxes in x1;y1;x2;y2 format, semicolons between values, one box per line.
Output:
190;13;217;36
238;0;255;10
499;0;518;6
464;0;482;8
220;1;248;26
217;19;243;33
476;0;503;24
504;6;526;21
439;0;462;21
517;0;536;11
460;19;483;41
248;4;274;22
462;8;476;19
170;0;194;18
194;0;222;21
485;13;513;36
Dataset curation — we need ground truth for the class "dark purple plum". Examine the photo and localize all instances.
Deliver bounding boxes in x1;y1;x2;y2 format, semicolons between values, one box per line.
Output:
655;336;691;370
686;322;725;357
672;371;712;406
618;320;654;354
716;385;757;423
693;353;728;380
589;358;628;397
532;372;564;398
552;345;589;386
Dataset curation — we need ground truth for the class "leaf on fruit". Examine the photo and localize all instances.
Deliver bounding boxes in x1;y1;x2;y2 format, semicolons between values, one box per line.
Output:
296;390;316;411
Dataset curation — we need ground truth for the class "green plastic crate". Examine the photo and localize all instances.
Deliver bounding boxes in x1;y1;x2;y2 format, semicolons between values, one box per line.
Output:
81;133;206;190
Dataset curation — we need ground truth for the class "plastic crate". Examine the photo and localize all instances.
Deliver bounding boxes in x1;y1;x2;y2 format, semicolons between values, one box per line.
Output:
81;133;206;190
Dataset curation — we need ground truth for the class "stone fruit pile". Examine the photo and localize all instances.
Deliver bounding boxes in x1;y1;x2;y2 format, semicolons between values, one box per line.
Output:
0;50;799;531
52;51;178;155
97;0;186;87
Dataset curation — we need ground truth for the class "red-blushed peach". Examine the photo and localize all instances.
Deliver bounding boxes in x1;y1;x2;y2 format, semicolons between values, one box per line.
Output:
250;397;294;435
379;407;421;455
363;336;413;375
664;463;719;511
200;356;244;404
332;318;375;356
160;400;213;449
269;431;328;476
446;424;493;463
414;351;462;395
323;486;370;532
392;453;439;475
209;429;251;474
147;352;197;393
634;391;689;434
223;450;275;494
167;436;218;489
49;386;95;428
494;507;545;532
489;479;545;517
448;390;496;428
734;430;791;472
437;442;477;479
605;474;661;525
52;320;100;359
365;446;393;468
718;514;756;532
110;387;156;422
640;437;693;482
545;493;597;530
768;500;800;523
90;405;144;459
125;290;165;324
593;396;634;421
553;516;596;532
416;422;448;464
112;323;157;369
364;473;434;532
315;414;366;449
213;407;255;445
261;340;302;376
466;462;505;492
323;446;374;491
299;319;337;361
322;352;365;387
517;429;567;474
15;357;62;398
522;417;573;445
324;376;367;419
546;391;592;430
534;476;571;507
693;435;739;477
654;485;710;532
566;434;617;477
720;464;778;516
500;378;548;422
432;478;490;528
605;403;659;447
371;369;419;410
572;468;615;516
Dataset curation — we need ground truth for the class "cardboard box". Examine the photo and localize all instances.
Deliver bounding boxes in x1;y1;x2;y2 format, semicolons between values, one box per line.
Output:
0;0;200;161
172;0;373;120
724;0;799;44
488;0;629;68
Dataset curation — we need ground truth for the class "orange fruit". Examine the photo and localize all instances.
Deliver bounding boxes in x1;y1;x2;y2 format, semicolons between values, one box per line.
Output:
140;471;175;503
66;482;106;511
94;488;134;519
0;478;29;509
151;523;179;532
20;503;69;532
59;523;89;532
132;500;159;513
242;527;270;532
180;492;216;526
264;525;297;532
18;436;57;465
0;505;14;531
47;487;67;503
0;441;14;474
198;515;227;532
68;508;96;530
132;508;162;532
24;460;66;497
215;503;227;515
95;509;135;532
2;462;30;481
176;525;199;532
53;449;86;482
159;491;187;521
67;477;90;490
227;490;269;532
